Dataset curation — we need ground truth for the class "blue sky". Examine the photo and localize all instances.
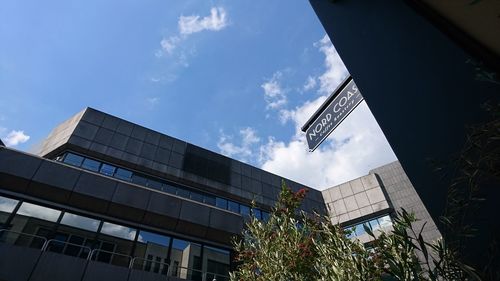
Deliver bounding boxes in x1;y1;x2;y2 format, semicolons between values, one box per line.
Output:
0;0;396;190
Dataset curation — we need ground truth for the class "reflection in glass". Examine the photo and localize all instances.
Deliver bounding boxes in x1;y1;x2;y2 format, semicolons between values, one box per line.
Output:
47;227;93;259
81;158;101;172
252;208;262;220
98;222;136;266
215;198;227;209
148;180;163;190
204;196;216;206
60;212;100;232
5;202;61;248
131;175;148;185
190;192;204;203
100;222;136;240
378;215;392;228
0;195;19;224
204;246;230;281
17;202;61;222
170;239;202;281
134;231;171;274
227;201;239;213
64;153;84;167
100;164;116;176
239;205;250;217
115;168;133;181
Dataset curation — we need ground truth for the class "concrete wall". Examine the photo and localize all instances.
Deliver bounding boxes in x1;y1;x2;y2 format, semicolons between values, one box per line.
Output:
370;161;441;245
322;174;390;225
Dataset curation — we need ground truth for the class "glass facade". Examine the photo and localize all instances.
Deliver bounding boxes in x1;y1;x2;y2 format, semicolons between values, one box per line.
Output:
59;152;270;220
0;195;233;279
344;214;393;239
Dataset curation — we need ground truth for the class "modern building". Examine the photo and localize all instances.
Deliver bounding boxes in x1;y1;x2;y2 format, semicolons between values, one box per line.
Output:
0;108;439;281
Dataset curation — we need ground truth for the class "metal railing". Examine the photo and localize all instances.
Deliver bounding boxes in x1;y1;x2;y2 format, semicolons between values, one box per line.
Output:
43;239;92;259
0;229;230;280
90;248;133;268
131;256;170;275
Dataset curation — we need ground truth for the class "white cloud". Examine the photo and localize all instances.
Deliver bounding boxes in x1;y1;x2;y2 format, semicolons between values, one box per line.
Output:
2;129;30;147
179;7;228;35
261;71;287;110
257;35;396;190
303;76;317;91
158;36;181;56
260;102;396;189
156;7;228;60
314;35;349;95
218;127;260;162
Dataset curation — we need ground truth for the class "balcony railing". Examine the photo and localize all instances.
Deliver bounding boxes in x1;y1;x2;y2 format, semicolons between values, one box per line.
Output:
0;229;230;281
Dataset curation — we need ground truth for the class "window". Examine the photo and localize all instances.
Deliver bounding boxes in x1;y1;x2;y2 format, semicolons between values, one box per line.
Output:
148;180;162;190
204;246;230;280
176;188;189;199
162;184;177;195
100;222;136;241
170;239;202;280
81;158;101;172
252;208;262;220
17;202;61;222
378;215;392;228
99;222;136;266
204;195;216;206
60;212;100;232
99;164;116;177
63;153;84;167
0;195;19;224
261;211;270;222
115;168;133;181
228;201;239;213
134;230;170;274
7;203;61;249
240;205;250;217
131;174;148;186
215;198;227;209
190;192;204;203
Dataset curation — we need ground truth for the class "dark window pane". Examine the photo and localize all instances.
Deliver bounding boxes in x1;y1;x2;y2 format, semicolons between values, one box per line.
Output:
216;198;227;209
115;168;133;181
228;201;239;213
81;158;101;172
162;184;177;195
190;192;204;203
252;208;262;220
240;205;250;217
131;175;148;185
261;212;270;222
64;153;84;167
204;196;216;206
176;188;189;198
100;164;116;176
204;246;230;279
148;180;162;190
